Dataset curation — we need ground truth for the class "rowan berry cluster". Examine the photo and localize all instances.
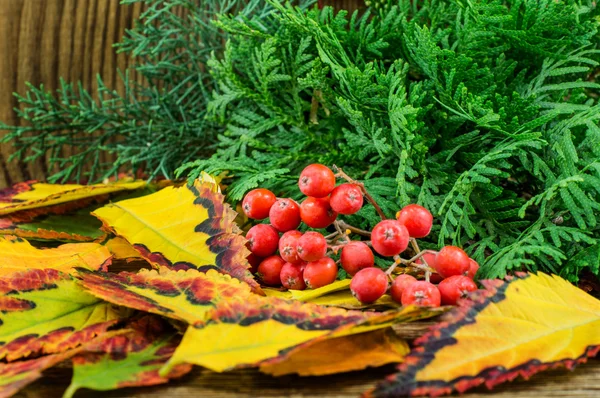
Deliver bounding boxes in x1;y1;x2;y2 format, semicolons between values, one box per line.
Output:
242;164;480;307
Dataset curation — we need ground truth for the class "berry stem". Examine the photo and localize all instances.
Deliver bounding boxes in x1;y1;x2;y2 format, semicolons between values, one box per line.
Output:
385;255;403;275
336;220;371;237
332;165;386;220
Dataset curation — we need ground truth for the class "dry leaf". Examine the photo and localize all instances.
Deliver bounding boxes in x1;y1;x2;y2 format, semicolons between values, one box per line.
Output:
0;180;145;216
0;269;125;361
0;236;111;276
92;178;259;293
367;272;600;397
259;328;409;376
63;315;191;398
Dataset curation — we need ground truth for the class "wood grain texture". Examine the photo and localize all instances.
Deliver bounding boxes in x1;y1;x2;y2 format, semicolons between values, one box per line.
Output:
14;358;600;397
0;0;144;188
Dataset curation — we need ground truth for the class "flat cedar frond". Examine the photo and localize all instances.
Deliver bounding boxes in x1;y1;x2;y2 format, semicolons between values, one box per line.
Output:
4;0;600;281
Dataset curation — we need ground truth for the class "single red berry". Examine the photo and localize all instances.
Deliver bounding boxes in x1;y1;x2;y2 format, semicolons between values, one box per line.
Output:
416;251;443;282
257;255;286;286
438;275;477;305
278;230;303;264
303;257;338;289
340;241;374;276
246;224;279;257
297;231;327;262
269;198;301;232
395;204;433;238
280;262;307;290
242;188;276;220
247;253;262;274
416;251;437;267
298;164;336;198
330;184;363;215
371;220;409;257
390;274;417;304
299;196;338;229
466;258;479;280
350;267;388;304
401;281;441;307
434;246;470;278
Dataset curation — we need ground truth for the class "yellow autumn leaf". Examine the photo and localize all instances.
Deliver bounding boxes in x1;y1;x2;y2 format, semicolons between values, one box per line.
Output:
368;272;600;397
260;329;409;376
92;179;259;292
289;279;351;301
0;180;146;216
0;236;111;276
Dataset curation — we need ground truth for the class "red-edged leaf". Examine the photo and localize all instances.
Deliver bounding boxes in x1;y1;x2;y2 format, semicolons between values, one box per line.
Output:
63;315;191;397
0;269;126;361
91;178;260;293
367;272;600;397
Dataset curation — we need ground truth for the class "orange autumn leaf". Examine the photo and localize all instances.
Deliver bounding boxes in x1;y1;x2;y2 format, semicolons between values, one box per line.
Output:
0;236;111;276
92;178;259;293
63;315;191;398
367;272;600;397
0;269;125;361
104;237;145;262
0;180;146;217
259;328;409;377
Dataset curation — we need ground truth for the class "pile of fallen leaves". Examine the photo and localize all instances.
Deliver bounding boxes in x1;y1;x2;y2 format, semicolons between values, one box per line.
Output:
0;177;598;398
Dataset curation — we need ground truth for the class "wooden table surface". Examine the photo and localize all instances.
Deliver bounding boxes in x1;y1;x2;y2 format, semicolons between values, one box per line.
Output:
15;358;600;397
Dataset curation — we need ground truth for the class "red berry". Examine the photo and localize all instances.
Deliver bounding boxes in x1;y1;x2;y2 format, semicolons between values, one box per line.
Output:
401;281;441;307
396;204;433;238
297;231;327;262
257;255;286;286
350;268;388;304
434;246;470;278
467;259;479;280
247;253;262;274
330;184;363;215
299;196;337;228
438;275;477;305
298;164;336;198
371;220;409;257
246;224;279;257
303;257;338;289
242;188;276;220
416;251;437;267
280;262;307;290
340;241;374;276
269;198;301;232
390;274;417;304
278;230;303;264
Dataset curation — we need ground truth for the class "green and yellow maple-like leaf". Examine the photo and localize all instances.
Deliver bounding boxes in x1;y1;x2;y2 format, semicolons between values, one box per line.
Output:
0;269;125;361
76;266;438;373
367;272;600;397
0;180;146;216
63;315;191;398
92;178;259;293
0;236;111;277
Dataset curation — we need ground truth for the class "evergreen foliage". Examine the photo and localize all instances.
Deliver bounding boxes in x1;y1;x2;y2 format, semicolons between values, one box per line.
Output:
2;0;600;281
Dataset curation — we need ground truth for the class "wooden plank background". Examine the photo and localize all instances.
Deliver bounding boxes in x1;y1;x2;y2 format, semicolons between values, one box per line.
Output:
0;0;360;189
